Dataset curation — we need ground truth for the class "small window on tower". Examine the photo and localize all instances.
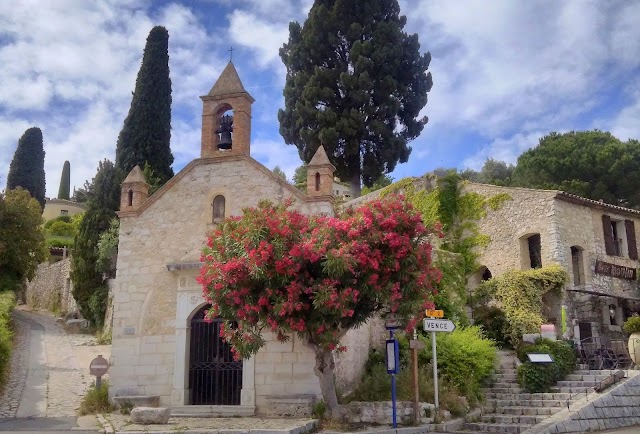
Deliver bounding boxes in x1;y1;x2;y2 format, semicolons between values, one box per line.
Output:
127;189;133;207
60;209;69;216
315;172;321;192
212;195;225;222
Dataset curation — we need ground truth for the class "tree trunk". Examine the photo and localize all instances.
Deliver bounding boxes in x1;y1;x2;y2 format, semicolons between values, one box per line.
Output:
312;346;343;419
349;172;361;198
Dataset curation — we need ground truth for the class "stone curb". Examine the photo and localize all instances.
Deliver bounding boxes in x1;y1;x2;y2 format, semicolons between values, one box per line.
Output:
97;413;115;434
108;420;318;434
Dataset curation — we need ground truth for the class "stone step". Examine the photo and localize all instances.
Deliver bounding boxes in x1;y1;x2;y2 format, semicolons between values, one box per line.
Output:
489;386;522;393
556;380;600;387
556;386;594;394
565;374;610;381
495;374;518;381
491;406;562;416
485;398;565;408
485;392;572;400
481;414;547;425
492;382;521;389
572;369;620;376
463;422;528;433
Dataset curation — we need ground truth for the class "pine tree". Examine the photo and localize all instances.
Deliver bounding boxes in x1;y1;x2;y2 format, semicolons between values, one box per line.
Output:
6;127;46;208
57;161;71;200
115;26;174;185
278;0;432;197
71;159;120;326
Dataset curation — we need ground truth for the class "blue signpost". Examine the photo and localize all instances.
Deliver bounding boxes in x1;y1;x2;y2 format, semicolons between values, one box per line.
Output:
385;322;400;428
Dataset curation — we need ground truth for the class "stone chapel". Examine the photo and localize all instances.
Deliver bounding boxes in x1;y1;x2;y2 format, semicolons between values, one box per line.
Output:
109;62;376;416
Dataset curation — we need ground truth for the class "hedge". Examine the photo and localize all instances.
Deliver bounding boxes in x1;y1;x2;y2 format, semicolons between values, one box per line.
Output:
0;291;16;391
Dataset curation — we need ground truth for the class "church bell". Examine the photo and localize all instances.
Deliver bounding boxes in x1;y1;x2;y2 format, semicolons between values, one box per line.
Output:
216;115;233;150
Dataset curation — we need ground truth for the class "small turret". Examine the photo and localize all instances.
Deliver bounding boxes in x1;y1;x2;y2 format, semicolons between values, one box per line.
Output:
120;166;150;212
306;145;335;198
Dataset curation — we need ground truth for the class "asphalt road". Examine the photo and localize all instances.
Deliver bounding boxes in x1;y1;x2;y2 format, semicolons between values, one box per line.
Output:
0;416;99;432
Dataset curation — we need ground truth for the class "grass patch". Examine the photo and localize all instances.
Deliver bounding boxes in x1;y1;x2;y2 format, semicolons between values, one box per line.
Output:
0;291;16;392
79;381;114;415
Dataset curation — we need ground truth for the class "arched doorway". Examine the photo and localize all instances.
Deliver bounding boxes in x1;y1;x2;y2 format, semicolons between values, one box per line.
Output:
189;305;243;405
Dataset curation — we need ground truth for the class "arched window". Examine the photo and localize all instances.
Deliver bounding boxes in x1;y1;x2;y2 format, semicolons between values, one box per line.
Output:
127;189;133;207
212;195;225;222
315;172;321;192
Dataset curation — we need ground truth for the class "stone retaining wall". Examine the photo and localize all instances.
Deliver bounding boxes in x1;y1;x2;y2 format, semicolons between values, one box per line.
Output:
523;372;640;433
345;401;442;425
25;257;77;315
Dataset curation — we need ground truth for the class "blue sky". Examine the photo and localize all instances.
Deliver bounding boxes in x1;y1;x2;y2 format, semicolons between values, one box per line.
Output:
1;0;640;197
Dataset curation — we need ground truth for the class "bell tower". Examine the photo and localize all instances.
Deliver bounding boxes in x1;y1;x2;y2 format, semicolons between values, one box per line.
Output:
200;62;255;158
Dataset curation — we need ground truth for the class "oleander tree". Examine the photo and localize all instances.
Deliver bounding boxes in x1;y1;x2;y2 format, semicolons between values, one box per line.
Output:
198;195;441;417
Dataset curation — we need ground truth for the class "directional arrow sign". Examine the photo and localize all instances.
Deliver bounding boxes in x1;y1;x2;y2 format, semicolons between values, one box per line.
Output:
423;318;456;333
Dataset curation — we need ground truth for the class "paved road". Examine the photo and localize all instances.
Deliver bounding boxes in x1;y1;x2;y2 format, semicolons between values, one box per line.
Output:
0;308;107;432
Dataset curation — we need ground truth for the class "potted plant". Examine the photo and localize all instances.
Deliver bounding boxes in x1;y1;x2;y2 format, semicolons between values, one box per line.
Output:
623;317;640;364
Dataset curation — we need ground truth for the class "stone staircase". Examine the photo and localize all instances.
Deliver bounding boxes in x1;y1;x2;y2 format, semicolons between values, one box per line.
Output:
455;351;620;433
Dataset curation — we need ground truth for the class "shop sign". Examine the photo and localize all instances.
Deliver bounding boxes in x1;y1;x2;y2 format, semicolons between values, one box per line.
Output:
595;260;637;280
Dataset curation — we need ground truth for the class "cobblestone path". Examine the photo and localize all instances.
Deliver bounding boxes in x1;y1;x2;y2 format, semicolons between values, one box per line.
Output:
0;308;101;419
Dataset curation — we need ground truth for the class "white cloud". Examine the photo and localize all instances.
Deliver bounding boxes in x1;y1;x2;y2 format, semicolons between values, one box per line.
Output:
250;138;303;181
462;131;546;171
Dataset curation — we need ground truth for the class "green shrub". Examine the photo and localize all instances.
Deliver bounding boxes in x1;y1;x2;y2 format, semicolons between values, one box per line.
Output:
473;305;511;348
79;381;113;415
516;338;576;393
623;317;640;334
48;220;76;237
46;236;74;249
352;326;495;413
421;326;497;403
44;215;72;229
0;291;16;391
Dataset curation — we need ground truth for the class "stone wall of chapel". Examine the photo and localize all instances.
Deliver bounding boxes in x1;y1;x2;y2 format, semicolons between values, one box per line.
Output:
110;158;330;406
462;184;560;277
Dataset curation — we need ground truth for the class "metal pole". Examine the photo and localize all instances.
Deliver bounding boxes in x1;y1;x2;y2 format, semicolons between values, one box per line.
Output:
432;331;439;410
96;375;102;390
390;329;397;428
412;328;419;425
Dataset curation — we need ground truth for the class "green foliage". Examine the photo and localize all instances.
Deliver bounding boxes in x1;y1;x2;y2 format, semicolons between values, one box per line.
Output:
458;159;515;187
0;291;16;391
623;316;640;334
475;266;568;347
473;305;511;348
421;326;497;403
0;188;47;284
278;0;433;195
513;130;640;208
293;165;307;191
115;26;174;186
142;162;163;195
6;127;46;209
516;339;576;393
311;399;327;419
71;160;120;326
353;327;495;413
96;218;119;278
272;166;288;182
486;193;512;210
96;330;112;345
46;236;74;249
48;220;76;237
361;175;394;195
57;160;71;200
45;215;72;229
380;173;509;321
79;381;113;415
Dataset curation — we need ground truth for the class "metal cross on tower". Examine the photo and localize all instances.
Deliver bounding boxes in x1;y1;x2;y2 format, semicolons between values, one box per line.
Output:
228;46;234;62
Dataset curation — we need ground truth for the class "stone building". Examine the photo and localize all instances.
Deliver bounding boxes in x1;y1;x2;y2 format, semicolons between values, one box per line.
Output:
109;62;378;416
42;198;85;221
465;183;640;345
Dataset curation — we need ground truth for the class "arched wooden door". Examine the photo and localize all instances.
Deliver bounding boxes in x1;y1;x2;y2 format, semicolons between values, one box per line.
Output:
188;305;242;405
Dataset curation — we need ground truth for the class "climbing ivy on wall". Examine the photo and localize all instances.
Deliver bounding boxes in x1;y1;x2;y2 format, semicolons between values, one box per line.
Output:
378;172;511;322
474;265;569;347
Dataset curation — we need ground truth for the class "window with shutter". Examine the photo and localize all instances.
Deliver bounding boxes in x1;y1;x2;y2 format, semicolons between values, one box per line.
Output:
602;214;615;255
625;219;638;260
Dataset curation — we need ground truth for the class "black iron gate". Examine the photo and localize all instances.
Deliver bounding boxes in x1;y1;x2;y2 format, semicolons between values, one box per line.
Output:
189;305;242;405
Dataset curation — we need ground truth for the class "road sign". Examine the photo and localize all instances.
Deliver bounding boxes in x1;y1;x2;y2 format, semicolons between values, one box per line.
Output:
425;309;444;318
90;355;110;377
423;318;456;333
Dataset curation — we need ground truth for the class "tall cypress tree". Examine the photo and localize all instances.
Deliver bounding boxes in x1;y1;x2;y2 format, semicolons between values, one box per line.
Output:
278;0;432;197
57;160;71;200
71;159;120;326
7;127;46;209
115;26;174;185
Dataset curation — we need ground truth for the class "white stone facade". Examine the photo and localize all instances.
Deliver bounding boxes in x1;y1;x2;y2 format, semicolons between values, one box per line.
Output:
464;183;640;343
